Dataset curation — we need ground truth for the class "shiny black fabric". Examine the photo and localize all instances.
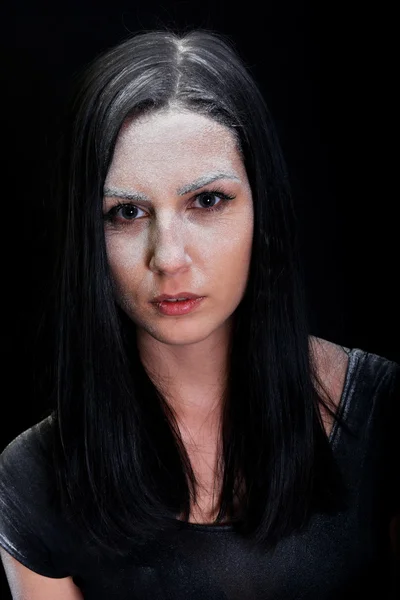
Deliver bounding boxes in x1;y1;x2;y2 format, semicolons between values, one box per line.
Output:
1;347;399;599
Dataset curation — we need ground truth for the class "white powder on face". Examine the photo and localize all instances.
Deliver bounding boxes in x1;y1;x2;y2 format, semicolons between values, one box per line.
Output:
103;108;254;346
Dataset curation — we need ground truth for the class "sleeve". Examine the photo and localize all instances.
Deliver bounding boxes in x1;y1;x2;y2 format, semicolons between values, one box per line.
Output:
385;361;400;598
0;417;71;578
387;362;400;519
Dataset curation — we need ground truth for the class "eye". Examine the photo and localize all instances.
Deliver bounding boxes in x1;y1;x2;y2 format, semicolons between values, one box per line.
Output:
116;204;143;220
191;189;236;213
103;203;145;224
192;191;225;210
103;188;236;226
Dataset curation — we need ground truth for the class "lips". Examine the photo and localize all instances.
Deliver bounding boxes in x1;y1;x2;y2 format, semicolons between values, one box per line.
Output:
152;296;205;315
151;292;203;303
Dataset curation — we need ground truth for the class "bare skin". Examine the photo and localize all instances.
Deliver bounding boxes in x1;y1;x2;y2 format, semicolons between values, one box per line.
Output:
103;108;350;524
178;337;350;524
103;107;254;435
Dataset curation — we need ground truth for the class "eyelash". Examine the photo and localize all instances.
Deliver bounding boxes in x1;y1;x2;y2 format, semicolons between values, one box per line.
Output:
103;188;236;225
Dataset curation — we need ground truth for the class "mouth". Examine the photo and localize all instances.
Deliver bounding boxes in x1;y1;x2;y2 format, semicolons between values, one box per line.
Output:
151;292;203;303
158;297;191;303
151;296;205;316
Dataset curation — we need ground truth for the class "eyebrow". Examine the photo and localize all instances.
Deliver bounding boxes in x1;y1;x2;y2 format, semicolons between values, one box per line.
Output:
103;172;241;203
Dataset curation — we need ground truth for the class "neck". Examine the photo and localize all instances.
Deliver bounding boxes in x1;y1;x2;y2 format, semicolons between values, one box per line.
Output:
136;320;232;433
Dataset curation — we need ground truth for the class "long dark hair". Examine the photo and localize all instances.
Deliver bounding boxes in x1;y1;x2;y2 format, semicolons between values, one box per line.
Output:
47;27;350;558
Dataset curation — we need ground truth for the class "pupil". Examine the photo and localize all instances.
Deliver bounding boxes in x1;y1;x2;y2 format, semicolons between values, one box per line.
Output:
202;194;214;208
122;206;136;219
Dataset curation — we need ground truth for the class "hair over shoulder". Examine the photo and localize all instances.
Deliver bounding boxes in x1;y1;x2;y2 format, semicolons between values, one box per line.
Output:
45;27;350;557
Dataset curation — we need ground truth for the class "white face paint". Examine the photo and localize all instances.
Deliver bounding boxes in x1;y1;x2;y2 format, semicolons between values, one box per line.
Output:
103;108;254;356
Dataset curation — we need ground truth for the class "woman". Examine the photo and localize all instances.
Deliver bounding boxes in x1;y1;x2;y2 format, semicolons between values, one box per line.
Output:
0;28;399;599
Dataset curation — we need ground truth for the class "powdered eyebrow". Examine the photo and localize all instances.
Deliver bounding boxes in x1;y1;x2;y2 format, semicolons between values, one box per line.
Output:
103;172;241;203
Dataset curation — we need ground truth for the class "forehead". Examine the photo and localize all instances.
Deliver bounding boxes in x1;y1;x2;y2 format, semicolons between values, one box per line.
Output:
106;109;245;186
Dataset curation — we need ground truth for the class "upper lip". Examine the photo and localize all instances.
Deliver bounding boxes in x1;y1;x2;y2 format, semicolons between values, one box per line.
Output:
151;292;203;303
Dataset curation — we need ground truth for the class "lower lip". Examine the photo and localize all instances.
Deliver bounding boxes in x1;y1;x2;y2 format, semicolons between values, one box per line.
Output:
152;297;205;316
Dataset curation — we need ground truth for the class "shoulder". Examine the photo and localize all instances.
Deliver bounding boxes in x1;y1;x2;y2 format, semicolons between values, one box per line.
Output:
310;335;400;437
309;335;399;407
309;335;350;410
309;335;350;370
0;414;54;481
1;413;54;450
0;413;73;578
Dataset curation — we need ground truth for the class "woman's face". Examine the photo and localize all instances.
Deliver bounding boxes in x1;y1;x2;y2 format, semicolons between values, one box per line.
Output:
103;108;254;347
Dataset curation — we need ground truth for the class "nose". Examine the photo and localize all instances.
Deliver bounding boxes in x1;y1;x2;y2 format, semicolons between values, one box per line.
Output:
148;216;192;275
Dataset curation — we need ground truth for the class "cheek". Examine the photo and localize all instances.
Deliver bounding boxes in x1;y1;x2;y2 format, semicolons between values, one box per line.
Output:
200;214;253;294
227;209;254;282
104;206;254;287
212;208;253;263
105;234;145;289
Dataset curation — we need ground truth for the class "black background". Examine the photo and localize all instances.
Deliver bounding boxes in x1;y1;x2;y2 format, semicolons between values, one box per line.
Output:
1;2;398;596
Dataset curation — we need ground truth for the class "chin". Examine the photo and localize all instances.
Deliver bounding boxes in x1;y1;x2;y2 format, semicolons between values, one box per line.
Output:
150;326;216;346
136;315;223;345
130;306;234;346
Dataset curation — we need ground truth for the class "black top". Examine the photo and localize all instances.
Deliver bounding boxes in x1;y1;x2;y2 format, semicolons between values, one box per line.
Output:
1;347;399;599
